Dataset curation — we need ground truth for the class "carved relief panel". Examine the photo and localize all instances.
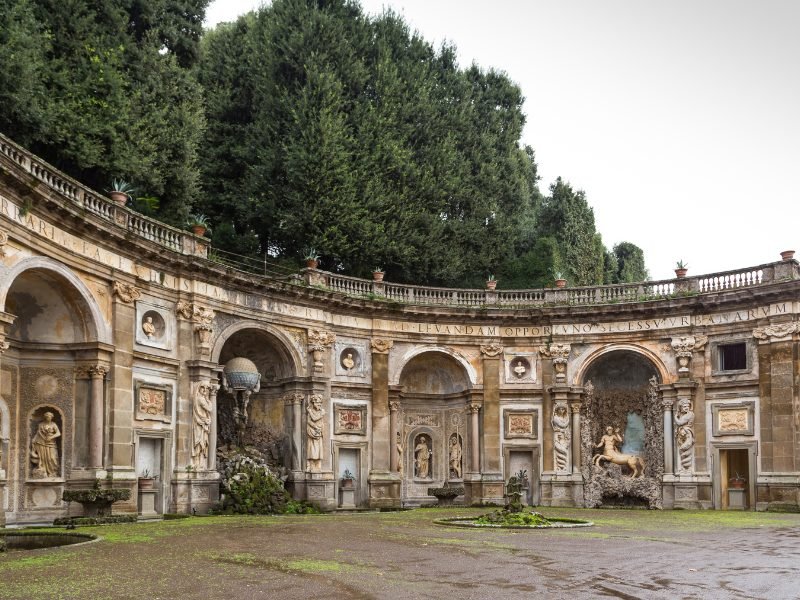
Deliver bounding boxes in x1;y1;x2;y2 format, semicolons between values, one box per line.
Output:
504;410;538;440
333;404;367;435
134;380;173;423
711;402;755;436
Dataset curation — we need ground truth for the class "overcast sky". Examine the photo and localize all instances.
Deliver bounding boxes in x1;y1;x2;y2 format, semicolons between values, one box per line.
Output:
205;1;799;280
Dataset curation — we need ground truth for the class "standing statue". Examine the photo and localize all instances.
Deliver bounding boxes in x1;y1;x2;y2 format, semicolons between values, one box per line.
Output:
593;426;644;478
396;431;404;475
306;395;325;472
674;399;695;473
554;431;570;472
414;435;431;479
31;412;61;478
551;403;570;472
449;435;462;479
192;383;213;469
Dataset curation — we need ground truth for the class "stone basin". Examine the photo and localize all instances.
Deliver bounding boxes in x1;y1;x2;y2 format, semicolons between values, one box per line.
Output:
0;531;98;551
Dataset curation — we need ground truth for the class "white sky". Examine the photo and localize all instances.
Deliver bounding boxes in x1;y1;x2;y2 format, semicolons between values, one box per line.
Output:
205;0;799;280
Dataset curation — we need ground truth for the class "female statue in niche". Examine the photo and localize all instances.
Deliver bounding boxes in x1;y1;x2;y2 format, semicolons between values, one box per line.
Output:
306;395;325;472
414;435;431;479
31;411;61;478
449;434;462;479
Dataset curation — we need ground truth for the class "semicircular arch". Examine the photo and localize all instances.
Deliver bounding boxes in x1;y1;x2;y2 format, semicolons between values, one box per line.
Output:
0;256;111;344
572;343;670;386
212;320;304;377
392;345;477;388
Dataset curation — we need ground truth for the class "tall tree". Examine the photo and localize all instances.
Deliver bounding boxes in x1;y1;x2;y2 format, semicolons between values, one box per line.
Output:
612;241;649;282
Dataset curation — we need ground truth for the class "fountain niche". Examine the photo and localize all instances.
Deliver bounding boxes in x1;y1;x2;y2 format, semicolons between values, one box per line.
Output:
580;351;663;509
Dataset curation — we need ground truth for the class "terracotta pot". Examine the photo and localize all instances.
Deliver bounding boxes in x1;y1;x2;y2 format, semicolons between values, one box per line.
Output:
555;278;567;288
373;271;384;282
138;477;155;490
728;478;746;489
674;268;688;278
486;280;497;290
780;250;795;261
110;191;128;205
306;258;318;269
191;225;206;237
341;478;355;489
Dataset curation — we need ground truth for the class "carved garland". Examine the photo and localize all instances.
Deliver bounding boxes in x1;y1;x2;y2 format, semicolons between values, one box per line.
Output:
370;338;393;354
479;342;503;357
752;322;800;341
112;281;141;303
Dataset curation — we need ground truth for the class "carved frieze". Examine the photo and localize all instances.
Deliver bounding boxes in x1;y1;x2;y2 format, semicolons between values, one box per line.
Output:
406;414;440;427
176;301;215;325
112;281;141;303
370;338;393;354
752;322;800;341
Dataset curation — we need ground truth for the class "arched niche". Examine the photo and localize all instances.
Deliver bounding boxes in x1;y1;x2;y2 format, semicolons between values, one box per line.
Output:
0;257;109;344
398;351;472;395
213;322;302;380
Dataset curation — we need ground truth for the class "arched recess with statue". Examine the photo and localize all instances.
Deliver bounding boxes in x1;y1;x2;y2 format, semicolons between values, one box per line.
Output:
393;349;475;505
0;258;113;524
211;323;305;488
578;349;667;509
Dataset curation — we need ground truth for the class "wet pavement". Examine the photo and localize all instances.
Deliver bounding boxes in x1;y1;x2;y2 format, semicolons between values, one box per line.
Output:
1;507;798;599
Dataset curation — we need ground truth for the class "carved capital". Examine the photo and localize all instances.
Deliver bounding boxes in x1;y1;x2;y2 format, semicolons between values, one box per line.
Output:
753;322;800;341
662;398;675;411
467;402;482;414
479;342;503;357
370;338;393;354
283;392;305;406
88;365;108;379
388;400;401;412
569;403;582;415
112;280;141;303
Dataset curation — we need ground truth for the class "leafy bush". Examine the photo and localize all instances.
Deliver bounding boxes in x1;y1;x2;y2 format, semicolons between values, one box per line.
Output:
53;515;137;527
475;508;551;527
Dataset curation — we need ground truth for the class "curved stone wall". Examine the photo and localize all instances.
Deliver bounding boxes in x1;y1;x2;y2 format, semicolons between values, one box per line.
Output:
0;132;798;521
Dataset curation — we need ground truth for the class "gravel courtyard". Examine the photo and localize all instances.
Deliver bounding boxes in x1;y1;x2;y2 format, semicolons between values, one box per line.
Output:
1;508;799;600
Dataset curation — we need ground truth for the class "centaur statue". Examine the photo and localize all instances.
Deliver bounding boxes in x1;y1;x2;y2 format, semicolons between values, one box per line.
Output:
593;426;645;477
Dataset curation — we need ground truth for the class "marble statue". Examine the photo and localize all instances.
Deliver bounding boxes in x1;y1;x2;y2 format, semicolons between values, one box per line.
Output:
593;426;644;478
449;435;462;479
31;412;61;478
414;435;431;479
674;399;695;473
551;403;570;472
142;315;156;339
306;395;325;472
396;431;403;475
192;383;213;468
554;430;570;472
341;352;355;371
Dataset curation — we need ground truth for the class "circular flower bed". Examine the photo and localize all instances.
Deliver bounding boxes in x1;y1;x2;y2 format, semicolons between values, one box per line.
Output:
435;508;593;529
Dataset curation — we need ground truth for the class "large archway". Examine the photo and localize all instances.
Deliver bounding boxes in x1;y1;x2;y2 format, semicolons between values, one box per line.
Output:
580;349;663;508
396;350;472;505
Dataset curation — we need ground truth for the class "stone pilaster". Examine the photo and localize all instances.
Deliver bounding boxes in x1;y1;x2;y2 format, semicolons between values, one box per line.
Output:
109;283;138;476
479;343;502;476
389;400;401;473
368;338;398;507
88;365;108;469
284;392;305;474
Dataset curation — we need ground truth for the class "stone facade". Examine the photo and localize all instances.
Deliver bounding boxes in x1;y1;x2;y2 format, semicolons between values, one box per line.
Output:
0;132;799;523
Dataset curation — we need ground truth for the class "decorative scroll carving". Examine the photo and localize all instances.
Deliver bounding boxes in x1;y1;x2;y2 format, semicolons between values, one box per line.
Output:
479;342;503;357
112;281;141;303
306;394;325;471
552;402;570;473
192;381;217;469
370;338;393;354
0;230;8;256
718;410;748;432
671;336;705;374
176;301;215;325
753;322;800;341
674;398;695;474
308;329;335;373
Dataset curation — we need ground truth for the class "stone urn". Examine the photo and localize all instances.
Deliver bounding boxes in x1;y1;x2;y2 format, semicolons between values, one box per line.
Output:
554;278;567;288
780;250;795;261
674;268;688;278
191;224;207;237
110;191;128;205
373;270;384;282
306;258;319;269
486;278;497;290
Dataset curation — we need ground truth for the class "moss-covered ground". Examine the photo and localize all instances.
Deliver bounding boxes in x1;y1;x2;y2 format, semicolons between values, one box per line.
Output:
1;507;798;599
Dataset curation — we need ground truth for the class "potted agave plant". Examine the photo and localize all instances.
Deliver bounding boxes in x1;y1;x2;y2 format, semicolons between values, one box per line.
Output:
675;260;688;278
373;267;385;282
553;271;567;288
138;468;155;490
486;274;497;290
341;468;355;489
107;179;135;206
304;248;320;269
728;472;746;489
186;213;211;237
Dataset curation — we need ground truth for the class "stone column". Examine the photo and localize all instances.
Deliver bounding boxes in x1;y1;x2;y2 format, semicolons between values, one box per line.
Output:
284;392;304;473
389;400;401;472
207;382;220;470
570;402;582;474
88;365;108;468
467;402;481;473
0;313;10;528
